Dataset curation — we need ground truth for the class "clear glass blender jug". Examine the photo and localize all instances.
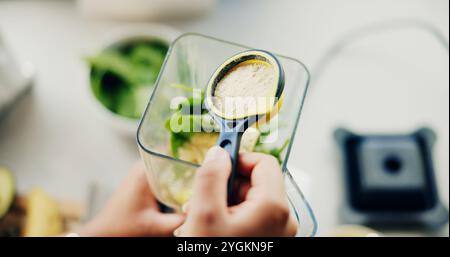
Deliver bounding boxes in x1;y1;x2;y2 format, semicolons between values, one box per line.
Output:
137;33;317;236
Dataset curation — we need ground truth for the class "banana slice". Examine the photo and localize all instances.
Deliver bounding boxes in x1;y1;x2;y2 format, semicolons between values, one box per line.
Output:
0;167;15;219
239;127;260;153
24;188;63;236
178;133;219;164
178;128;261;164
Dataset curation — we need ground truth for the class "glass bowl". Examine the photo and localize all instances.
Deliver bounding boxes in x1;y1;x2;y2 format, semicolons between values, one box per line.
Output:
137;33;317;236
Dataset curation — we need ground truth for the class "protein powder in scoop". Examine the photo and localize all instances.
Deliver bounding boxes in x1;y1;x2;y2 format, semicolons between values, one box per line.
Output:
212;61;276;119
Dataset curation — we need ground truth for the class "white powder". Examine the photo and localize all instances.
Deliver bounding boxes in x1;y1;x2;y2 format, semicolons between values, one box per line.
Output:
212;62;275;118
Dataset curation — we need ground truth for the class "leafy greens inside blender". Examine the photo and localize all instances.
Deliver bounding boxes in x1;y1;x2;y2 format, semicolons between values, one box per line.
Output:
87;40;168;119
165;84;289;164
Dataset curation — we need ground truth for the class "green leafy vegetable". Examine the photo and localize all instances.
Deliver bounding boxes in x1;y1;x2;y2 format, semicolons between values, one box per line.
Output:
254;139;290;163
166;111;215;157
87;40;168;119
169;131;193;159
165;84;289;162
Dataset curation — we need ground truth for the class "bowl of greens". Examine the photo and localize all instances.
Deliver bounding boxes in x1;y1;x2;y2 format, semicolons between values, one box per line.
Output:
86;25;179;136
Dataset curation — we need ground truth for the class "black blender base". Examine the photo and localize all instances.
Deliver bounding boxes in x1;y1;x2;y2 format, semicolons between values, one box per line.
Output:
335;127;448;230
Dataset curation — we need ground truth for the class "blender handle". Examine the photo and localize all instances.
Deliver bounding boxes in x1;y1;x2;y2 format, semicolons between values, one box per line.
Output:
216;130;243;205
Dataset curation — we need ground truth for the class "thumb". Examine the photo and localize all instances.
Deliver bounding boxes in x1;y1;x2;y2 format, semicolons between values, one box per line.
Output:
189;146;231;218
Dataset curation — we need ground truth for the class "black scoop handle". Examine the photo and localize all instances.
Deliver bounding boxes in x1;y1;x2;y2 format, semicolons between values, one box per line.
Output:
216;130;244;205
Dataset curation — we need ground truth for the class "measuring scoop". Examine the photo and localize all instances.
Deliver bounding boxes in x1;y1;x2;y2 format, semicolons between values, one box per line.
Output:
204;50;285;204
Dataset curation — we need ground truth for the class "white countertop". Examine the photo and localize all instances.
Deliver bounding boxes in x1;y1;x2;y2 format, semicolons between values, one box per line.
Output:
0;0;448;236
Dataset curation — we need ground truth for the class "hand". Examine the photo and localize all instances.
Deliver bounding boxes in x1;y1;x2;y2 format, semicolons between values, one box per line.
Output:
74;162;184;237
176;146;297;237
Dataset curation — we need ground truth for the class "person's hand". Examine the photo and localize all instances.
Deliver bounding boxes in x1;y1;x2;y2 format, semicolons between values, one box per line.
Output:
175;146;297;237
74;162;184;237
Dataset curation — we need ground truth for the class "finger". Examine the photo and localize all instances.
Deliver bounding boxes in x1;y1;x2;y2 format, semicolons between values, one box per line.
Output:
141;211;185;236
108;161;157;211
189;146;231;219
181;202;190;214
237;152;279;177
284;213;298;236
237;153;284;200
233;177;251;204
128;161;158;208
173;224;183;237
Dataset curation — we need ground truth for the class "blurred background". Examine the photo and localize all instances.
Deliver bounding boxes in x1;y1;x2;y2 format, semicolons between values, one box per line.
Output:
0;0;448;236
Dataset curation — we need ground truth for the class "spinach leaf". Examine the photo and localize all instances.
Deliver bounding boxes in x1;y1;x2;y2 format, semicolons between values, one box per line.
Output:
87;40;168;119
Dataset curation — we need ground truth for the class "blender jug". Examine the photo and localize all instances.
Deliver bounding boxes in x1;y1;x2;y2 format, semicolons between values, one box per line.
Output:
137;33;317;237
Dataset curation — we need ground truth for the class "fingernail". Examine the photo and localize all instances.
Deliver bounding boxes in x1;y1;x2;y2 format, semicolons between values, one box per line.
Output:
203;146;223;163
181;202;189;213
